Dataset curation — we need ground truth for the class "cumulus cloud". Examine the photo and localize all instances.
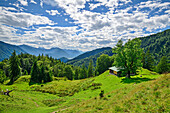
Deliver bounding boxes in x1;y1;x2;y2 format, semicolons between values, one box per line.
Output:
0;8;54;28
46;10;60;16
18;0;28;6
30;0;37;4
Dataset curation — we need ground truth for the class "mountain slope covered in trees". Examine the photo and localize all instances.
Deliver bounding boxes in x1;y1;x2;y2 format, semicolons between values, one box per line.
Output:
0;41;26;61
67;49;113;68
139;29;170;63
67;47;112;67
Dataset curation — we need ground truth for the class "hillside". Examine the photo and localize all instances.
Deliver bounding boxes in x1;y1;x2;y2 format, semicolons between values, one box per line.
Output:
67;47;112;67
63;72;169;113
0;68;169;113
0;41;26;61
67;49;113;67
139;29;170;63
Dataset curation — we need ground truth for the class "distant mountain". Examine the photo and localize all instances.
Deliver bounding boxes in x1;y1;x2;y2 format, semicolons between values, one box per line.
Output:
67;47;113;67
19;45;82;59
0;41;26;61
139;29;170;63
58;57;69;63
19;45;69;58
0;42;82;61
63;49;83;58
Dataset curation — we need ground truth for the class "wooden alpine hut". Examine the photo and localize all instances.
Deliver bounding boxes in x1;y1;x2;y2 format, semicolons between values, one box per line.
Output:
109;66;122;76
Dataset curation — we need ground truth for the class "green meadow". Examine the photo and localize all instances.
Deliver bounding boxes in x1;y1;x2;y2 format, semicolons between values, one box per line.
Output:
0;68;169;113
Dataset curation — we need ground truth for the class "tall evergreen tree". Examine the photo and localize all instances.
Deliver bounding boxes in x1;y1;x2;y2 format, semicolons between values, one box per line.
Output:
63;65;73;80
0;69;6;83
82;63;87;78
87;59;93;77
156;56;169;74
113;39;143;78
74;67;79;80
30;60;40;83
143;50;154;70
9;50;21;84
44;67;53;83
40;64;45;83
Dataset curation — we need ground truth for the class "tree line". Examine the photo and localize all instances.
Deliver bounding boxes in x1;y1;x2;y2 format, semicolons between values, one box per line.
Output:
0;50;113;84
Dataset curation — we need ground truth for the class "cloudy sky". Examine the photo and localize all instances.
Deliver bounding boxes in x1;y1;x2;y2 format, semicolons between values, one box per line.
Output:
0;0;169;51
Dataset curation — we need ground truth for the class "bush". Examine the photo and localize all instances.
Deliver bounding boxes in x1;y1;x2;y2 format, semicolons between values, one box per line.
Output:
99;90;104;98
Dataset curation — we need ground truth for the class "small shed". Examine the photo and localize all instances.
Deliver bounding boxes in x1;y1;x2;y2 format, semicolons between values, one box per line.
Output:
109;66;122;76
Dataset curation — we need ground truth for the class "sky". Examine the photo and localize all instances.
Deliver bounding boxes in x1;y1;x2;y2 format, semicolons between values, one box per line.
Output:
0;0;169;51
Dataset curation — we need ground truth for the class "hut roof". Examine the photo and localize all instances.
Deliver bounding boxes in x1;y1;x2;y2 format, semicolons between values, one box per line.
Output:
109;66;121;72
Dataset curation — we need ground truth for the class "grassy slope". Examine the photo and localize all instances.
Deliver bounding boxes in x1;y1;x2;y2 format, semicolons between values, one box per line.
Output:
63;73;170;113
0;69;168;113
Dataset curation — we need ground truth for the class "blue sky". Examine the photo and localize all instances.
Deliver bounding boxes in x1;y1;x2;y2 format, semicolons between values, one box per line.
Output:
0;0;169;51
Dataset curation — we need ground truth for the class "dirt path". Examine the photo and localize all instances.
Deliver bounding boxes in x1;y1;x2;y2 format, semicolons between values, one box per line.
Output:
51;106;71;113
29;98;39;107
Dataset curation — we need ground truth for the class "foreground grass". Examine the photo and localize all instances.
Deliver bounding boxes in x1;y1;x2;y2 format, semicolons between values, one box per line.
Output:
0;68;167;113
62;73;170;113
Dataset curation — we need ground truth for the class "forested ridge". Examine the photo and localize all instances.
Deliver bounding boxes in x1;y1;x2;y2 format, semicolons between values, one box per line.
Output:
67;49;113;68
139;29;170;63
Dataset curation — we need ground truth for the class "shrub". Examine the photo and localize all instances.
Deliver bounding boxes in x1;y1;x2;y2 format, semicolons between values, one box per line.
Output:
99;90;104;98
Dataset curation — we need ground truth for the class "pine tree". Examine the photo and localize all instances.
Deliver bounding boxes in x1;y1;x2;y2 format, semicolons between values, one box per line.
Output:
30;60;40;83
40;64;45;83
44;70;52;83
9;50;21;84
87;60;93;77
74;68;79;80
156;56;169;74
0;69;6;83
81;64;87;78
143;50;154;70
63;65;73;80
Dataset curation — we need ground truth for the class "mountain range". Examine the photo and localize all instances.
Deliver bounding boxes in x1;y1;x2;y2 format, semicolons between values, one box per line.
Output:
0;42;82;61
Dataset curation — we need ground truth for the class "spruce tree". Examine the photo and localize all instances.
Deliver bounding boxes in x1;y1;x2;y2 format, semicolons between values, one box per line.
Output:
81;64;87;78
0;69;6;83
87;60;93;77
156;56;169;74
44;70;52;83
144;50;154;70
40;64;45;83
9;50;21;84
74;68;79;80
30;60;40;83
63;65;73;80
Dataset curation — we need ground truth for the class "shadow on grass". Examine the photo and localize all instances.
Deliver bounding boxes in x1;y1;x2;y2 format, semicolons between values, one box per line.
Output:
121;77;154;84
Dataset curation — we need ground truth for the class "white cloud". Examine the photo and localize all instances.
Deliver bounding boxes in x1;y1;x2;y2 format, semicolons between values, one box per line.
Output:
46;10;60;16
30;0;37;4
18;0;28;6
0;8;54;28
